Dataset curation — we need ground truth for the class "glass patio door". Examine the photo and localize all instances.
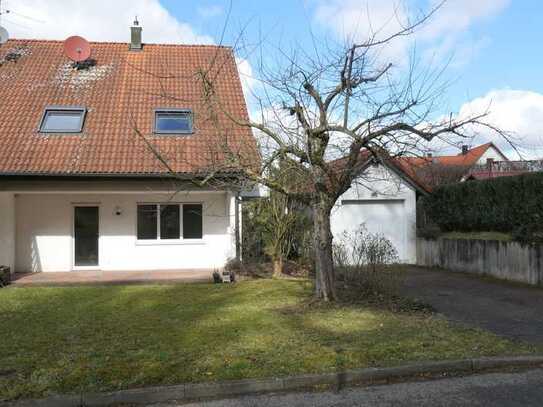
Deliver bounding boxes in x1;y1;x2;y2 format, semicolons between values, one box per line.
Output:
74;206;99;267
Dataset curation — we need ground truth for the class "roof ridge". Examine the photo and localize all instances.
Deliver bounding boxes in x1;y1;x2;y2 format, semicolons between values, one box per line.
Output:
5;38;231;49
454;142;492;157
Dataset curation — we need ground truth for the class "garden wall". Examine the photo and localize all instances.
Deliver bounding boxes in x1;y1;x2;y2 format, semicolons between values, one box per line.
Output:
417;238;542;286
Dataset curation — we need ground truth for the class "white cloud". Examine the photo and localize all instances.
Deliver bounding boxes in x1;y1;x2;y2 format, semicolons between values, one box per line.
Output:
419;0;508;67
313;0;510;67
455;89;543;159
423;35;491;69
236;57;257;99
419;0;510;40
197;5;223;18
2;0;213;44
313;0;411;63
429;90;543;159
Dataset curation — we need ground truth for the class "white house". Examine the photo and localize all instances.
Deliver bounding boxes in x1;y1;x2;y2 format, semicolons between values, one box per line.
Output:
330;154;429;264
0;24;259;273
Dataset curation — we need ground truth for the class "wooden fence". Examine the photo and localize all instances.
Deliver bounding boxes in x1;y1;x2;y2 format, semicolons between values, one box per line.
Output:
417;238;542;286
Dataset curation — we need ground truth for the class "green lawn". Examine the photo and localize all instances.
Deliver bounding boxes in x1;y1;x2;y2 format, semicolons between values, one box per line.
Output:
0;279;537;401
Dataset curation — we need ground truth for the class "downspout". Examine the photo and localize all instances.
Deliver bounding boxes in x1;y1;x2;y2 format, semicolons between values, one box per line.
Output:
235;192;241;262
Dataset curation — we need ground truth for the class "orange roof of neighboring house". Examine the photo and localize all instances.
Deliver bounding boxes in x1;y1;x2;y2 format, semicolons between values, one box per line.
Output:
401;142;499;168
329;143;507;193
0;39;258;177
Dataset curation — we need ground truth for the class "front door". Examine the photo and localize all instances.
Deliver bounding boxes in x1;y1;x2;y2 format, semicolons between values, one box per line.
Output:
74;206;99;267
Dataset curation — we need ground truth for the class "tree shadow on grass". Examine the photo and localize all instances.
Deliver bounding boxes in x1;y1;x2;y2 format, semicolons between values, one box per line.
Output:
272;289;533;391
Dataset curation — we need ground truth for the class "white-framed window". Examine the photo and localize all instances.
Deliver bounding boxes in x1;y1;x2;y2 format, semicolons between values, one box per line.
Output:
136;203;203;240
154;109;193;134
39;106;87;133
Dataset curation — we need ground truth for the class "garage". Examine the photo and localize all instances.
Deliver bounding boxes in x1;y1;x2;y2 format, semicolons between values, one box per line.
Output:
330;161;422;264
335;199;407;261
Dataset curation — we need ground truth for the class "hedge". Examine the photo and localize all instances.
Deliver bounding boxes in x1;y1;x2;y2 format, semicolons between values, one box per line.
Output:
421;172;543;242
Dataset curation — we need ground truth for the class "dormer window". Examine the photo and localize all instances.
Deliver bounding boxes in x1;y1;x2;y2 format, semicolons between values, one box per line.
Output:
39;106;86;133
154;109;193;134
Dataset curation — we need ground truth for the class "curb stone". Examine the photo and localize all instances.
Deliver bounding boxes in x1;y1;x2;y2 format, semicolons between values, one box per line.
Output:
3;356;543;407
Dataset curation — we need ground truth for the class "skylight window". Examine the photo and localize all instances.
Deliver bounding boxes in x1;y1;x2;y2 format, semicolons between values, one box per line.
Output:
154;109;193;134
39;107;86;133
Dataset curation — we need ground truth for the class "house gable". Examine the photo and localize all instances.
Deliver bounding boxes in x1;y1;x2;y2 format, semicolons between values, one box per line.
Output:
476;144;509;164
331;162;418;264
340;162;416;201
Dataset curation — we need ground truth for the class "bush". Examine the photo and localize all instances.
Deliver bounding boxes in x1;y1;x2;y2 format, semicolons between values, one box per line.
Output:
333;224;399;269
225;257;243;273
512;224;543;245
417;225;442;240
0;266;10;287
241;197;312;269
421;172;543;242
333;224;400;299
212;270;222;284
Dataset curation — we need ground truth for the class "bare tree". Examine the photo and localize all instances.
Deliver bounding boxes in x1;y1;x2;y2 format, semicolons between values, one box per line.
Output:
137;2;512;301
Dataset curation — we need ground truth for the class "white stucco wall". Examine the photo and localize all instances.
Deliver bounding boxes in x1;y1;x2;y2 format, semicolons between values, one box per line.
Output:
0;192;15;272
477;146;507;164
330;163;417;264
15;192;236;272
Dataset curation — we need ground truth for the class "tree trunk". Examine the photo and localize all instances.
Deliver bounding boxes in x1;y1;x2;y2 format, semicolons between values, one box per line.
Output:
272;256;284;278
313;200;337;301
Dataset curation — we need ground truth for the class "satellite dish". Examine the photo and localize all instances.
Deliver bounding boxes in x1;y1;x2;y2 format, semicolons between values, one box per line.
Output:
63;35;91;62
0;26;9;45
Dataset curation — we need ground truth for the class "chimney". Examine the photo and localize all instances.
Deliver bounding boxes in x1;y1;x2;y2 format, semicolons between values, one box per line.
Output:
461;145;469;155
426;152;433;158
129;17;143;51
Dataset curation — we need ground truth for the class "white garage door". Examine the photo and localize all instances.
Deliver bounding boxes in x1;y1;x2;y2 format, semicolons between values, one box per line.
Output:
335;199;407;261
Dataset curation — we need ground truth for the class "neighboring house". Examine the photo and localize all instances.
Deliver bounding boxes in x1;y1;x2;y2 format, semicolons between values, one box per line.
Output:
330;152;429;264
401;142;513;188
0;24;258;273
464;156;543;181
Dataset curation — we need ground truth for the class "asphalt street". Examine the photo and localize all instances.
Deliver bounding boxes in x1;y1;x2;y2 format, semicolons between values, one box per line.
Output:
153;369;543;407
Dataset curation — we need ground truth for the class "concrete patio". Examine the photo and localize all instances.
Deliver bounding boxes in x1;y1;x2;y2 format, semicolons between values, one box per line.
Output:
10;269;213;286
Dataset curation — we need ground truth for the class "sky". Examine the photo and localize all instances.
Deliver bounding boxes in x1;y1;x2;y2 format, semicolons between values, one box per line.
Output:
1;0;543;158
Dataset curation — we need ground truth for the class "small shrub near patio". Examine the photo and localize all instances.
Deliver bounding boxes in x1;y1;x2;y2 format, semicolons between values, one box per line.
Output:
0;266;10;287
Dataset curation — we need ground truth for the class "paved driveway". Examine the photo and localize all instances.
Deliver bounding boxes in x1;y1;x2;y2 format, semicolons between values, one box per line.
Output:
400;267;543;345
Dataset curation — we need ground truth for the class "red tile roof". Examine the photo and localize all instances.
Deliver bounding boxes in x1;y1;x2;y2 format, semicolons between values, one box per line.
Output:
330;143;506;193
401;143;497;168
0;39;258;176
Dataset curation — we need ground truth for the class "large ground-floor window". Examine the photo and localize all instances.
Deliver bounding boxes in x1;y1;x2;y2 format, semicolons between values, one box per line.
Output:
137;203;203;240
